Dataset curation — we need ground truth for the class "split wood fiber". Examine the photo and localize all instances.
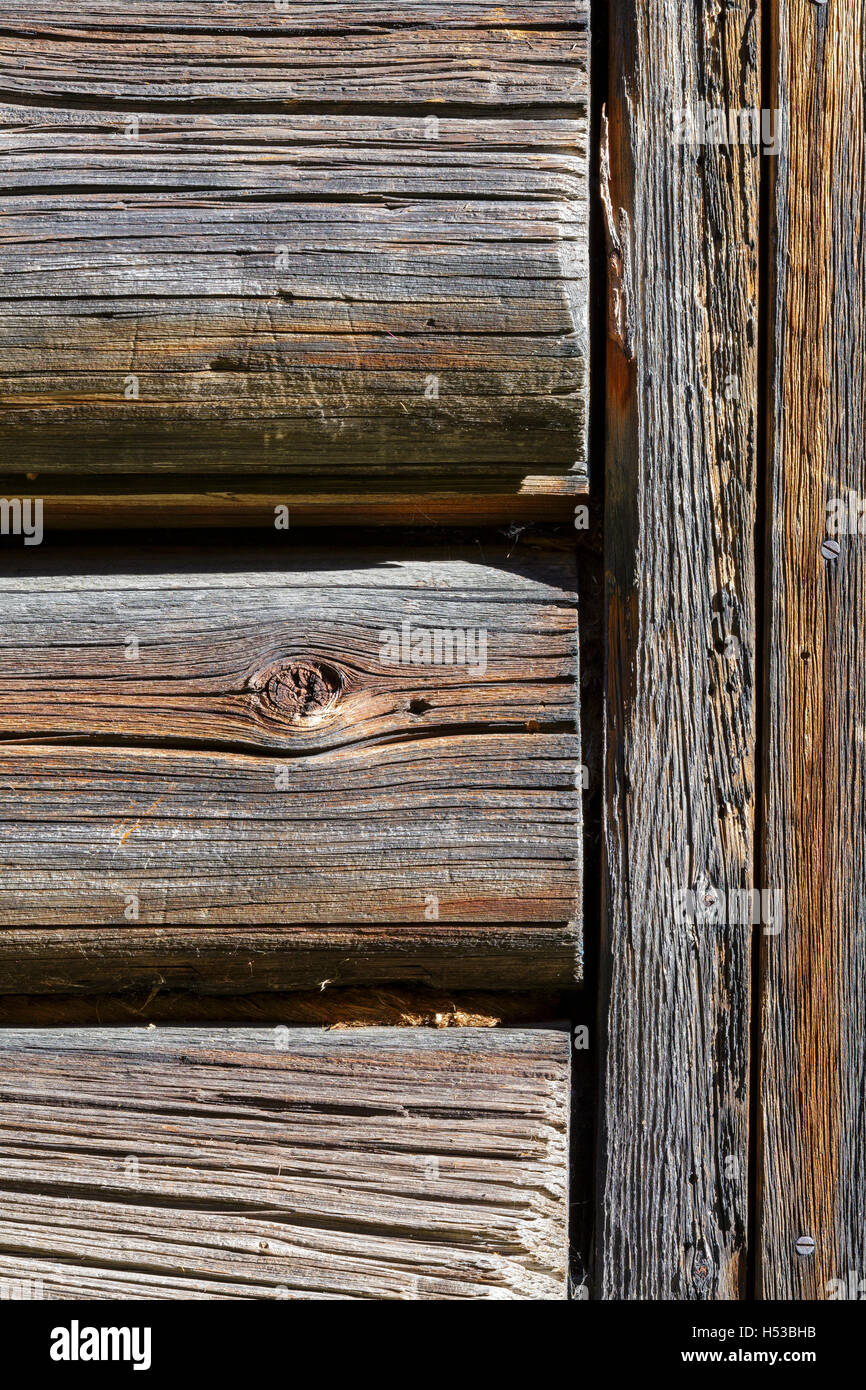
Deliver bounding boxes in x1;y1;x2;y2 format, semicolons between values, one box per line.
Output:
758;0;866;1300
0;538;582;990
600;0;760;1298
0;2;589;498
0;1027;570;1299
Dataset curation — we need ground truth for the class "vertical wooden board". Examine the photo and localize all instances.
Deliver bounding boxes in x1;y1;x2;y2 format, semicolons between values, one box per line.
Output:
759;0;866;1300
0;1027;570;1300
600;2;760;1296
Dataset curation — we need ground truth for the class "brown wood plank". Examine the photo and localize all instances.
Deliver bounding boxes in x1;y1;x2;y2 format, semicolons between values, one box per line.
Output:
0;1026;570;1300
599;1;760;1297
0;925;581;996
758;0;866;1301
0;3;588;490
0;539;582;989
0;473;589;533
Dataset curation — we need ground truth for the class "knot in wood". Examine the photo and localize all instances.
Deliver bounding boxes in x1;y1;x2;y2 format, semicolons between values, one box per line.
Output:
255;660;342;725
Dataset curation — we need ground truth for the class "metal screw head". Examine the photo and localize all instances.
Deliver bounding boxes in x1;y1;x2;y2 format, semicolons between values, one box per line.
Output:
822;538;841;561
795;1235;816;1257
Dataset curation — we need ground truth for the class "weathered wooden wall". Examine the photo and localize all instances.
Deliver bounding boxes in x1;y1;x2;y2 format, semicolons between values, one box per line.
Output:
1;0;863;1307
0;1027;570;1299
0;538;582;992
758;0;866;1301
0;8;589;1303
0;1;588;497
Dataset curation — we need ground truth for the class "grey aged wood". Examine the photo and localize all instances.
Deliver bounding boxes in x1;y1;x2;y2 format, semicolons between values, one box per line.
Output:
758;0;866;1301
599;1;760;1297
0;2;588;491
0;1027;570;1299
0;540;581;990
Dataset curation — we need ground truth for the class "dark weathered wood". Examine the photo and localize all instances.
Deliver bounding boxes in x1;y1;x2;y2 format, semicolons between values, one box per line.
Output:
758;0;866;1301
0;3;588;489
0;987;567;1028
599;0;760;1297
0;1027;570;1299
0;473;588;533
0;924;582;996
0;540;581;988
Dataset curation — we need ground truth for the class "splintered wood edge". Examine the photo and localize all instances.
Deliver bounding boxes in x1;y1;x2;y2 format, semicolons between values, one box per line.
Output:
0;1025;571;1299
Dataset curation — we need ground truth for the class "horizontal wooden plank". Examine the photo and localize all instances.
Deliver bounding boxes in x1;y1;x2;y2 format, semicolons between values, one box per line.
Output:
0;540;581;987
0;3;589;490
0;475;589;534
0;738;579;918
0;1026;570;1299
3;2;582;25
0;923;582;994
0;542;578;749
0;5;588;106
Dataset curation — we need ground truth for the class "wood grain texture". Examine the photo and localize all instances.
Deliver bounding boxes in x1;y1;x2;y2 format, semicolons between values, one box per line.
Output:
0;1027;570;1299
0;3;589;105
599;0;760;1297
758;0;866;1301
0;2;588;487
0;540;581;989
